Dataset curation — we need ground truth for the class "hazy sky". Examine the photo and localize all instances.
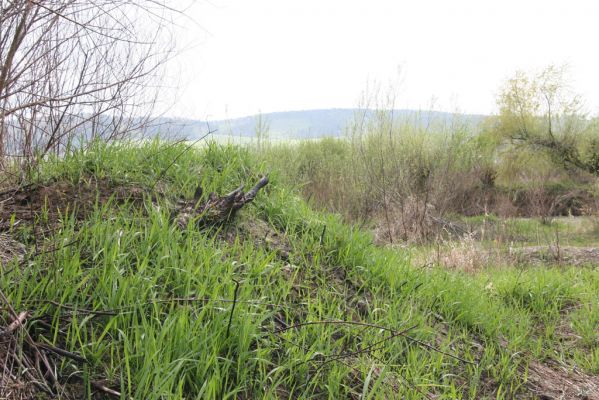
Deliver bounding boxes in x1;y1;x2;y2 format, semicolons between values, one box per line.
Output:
168;0;599;120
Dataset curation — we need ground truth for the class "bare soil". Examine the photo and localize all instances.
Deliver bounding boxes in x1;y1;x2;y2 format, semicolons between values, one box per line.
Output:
526;359;599;400
0;178;147;232
511;246;599;267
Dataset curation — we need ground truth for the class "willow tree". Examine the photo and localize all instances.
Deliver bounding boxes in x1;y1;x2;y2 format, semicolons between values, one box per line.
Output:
495;65;599;175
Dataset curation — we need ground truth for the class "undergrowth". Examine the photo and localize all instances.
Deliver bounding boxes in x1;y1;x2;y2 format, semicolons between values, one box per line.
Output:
0;140;597;399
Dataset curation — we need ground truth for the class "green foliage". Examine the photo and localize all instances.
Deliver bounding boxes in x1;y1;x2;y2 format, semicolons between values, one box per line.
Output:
259;101;599;230
1;141;597;399
262;116;496;227
493;65;599;175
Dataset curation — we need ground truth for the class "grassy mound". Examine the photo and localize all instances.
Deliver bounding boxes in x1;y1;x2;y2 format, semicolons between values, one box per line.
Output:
0;141;597;399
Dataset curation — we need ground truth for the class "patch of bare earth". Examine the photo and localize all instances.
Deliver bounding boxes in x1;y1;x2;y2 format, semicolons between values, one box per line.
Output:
0;234;25;267
511;246;599;267
220;217;291;261
0;178;148;232
525;359;599;400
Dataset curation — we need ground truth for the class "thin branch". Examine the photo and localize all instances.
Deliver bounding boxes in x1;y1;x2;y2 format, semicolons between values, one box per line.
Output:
225;279;241;339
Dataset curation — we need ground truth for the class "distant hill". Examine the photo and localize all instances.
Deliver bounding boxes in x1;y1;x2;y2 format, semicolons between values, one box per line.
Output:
150;109;486;140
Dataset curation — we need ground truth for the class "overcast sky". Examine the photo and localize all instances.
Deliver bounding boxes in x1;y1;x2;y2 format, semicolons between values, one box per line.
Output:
167;0;599;120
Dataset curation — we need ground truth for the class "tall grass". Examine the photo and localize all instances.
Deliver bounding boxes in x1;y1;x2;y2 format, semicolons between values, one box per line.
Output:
0;140;596;398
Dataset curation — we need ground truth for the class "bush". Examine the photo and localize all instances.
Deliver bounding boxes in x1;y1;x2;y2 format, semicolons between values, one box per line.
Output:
259;110;598;243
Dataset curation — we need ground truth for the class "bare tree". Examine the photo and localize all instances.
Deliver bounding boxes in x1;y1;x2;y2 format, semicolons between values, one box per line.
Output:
0;0;179;169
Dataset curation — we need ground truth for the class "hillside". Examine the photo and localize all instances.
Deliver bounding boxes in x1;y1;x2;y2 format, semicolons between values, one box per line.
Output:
0;141;597;399
151;109;486;140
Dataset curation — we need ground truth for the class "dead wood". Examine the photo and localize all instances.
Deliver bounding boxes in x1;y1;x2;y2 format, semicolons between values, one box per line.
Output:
2;311;29;335
173;176;269;228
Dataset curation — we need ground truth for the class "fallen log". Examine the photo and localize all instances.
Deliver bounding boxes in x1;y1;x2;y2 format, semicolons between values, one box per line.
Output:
173;176;269;228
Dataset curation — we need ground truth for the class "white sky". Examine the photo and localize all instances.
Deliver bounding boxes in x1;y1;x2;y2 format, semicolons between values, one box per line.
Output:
166;0;599;120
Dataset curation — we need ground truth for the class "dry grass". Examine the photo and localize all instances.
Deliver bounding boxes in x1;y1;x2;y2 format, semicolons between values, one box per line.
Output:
413;235;510;273
0;341;38;400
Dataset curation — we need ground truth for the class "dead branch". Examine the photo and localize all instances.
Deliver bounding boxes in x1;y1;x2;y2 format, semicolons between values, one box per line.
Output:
0;289;58;393
2;310;29;335
173;176;269;228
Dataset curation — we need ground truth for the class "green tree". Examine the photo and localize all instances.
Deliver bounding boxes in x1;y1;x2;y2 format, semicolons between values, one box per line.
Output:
494;65;599;174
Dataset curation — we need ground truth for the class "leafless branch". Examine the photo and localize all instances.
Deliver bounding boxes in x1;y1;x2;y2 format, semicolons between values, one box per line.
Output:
0;1;181;167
